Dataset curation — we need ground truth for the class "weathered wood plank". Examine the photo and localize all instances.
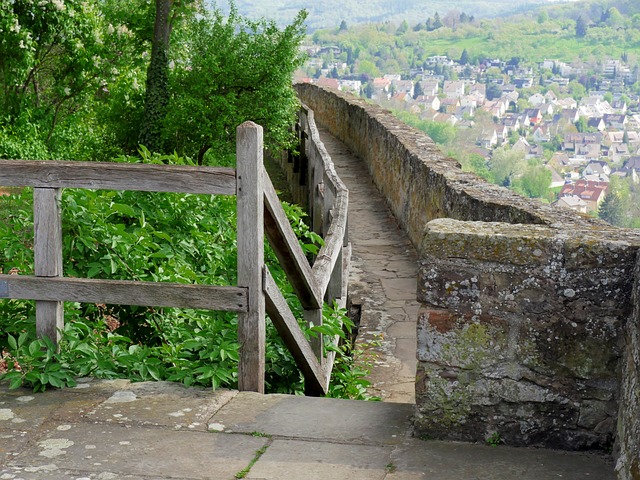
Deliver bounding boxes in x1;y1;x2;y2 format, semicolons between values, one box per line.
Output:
323;242;352;380
305;308;324;361
263;267;327;396
0;160;236;195
326;247;343;305
311;191;349;297
34;188;63;277
236;122;266;393
0;275;248;311
33;188;64;344
263;171;322;310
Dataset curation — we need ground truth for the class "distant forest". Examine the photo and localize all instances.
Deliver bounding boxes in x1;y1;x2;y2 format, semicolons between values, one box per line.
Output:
308;0;640;73
232;0;555;31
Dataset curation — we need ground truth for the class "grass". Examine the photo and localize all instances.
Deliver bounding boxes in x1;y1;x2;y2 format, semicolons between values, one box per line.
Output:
235;438;273;479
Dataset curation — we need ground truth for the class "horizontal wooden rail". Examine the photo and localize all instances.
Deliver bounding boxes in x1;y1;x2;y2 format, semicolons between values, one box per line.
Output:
311;190;348;297
0;275;248;312
0;160;236;195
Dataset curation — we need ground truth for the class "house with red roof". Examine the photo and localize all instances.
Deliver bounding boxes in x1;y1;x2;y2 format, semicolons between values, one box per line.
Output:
559;180;608;213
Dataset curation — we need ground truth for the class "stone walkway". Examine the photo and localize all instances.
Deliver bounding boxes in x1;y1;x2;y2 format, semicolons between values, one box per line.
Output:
317;126;419;403
0;380;615;479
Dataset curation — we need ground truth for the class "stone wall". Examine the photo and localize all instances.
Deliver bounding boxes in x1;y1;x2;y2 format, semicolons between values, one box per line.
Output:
294;83;601;247
418;219;637;451
295;84;640;476
617;254;640;479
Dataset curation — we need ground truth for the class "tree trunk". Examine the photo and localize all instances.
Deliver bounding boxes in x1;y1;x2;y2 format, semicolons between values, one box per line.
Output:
138;0;173;153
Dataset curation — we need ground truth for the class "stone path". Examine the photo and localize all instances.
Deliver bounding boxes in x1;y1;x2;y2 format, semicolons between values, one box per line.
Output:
0;379;615;479
317;126;420;403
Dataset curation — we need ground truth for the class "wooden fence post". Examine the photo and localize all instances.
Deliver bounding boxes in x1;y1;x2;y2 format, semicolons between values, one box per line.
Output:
236;122;266;393
33;187;64;345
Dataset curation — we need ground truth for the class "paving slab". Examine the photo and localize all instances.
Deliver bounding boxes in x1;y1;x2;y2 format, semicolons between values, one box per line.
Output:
386;439;615;480
246;439;391;480
0;382;618;479
5;423;266;480
0;387;107;431
82;381;237;432
209;392;413;445
387;321;418;338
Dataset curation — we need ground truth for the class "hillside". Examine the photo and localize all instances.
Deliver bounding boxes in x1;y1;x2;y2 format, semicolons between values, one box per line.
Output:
307;0;640;71
232;0;559;31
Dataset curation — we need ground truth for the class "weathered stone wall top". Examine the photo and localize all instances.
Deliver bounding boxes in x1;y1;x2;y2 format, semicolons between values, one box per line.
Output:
422;218;640;267
294;83;616;252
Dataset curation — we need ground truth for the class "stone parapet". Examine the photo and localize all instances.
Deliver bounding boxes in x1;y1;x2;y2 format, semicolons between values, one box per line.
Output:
416;219;639;451
294;84;640;478
294;83;606;250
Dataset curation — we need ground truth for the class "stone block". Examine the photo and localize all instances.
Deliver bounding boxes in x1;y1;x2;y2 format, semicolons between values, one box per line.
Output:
415;219;640;452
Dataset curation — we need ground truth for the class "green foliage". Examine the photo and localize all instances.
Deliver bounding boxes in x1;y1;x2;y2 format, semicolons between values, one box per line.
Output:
486;432;502;447
395;111;456;146
316;302;380;401
462;154;491;181
0;114;50;160
575;16;588;38
139;41;170;153
1;332;77;392
0;0;145;159
488;147;526;187
0;164;375;398
599;193;623;226
512;163;552;198
164;6;308;160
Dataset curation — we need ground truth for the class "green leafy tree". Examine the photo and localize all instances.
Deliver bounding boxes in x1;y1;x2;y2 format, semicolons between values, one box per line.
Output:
598;193;623;226
356;59;380;78
576;15;588;38
464;153;491;180
432;12;443;30
0;0;137;157
575;116;588;133
604;7;623;28
363;82;374;98
486;83;502;101
138;0;202;153
537;11;549;24
488;147;526;187
413;81;423;99
513;164;552;198
164;7;308;162
568;80;586;100
460;48;470;65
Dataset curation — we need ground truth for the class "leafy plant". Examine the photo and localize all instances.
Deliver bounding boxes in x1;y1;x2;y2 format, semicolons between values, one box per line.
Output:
1;332;77;392
313;302;380;401
486;432;502;447
0;166;376;399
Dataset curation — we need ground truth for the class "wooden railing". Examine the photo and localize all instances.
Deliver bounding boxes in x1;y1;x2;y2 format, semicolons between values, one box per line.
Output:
0;115;350;396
